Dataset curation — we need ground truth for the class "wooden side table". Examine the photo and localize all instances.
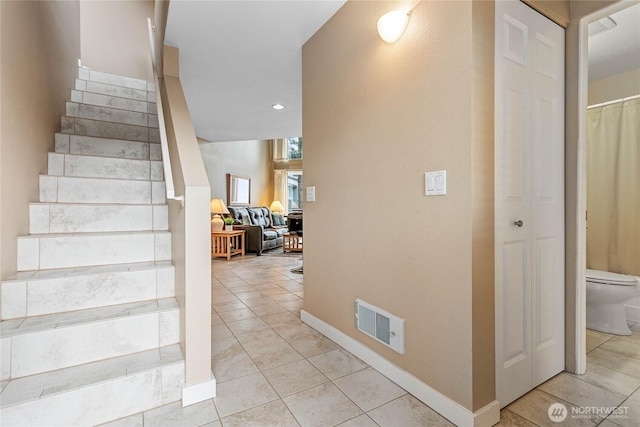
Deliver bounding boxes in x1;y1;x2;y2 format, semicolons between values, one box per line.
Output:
283;233;303;252
211;230;245;261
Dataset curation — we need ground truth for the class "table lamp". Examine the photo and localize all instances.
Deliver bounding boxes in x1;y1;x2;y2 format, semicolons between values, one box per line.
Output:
269;200;285;214
210;198;230;232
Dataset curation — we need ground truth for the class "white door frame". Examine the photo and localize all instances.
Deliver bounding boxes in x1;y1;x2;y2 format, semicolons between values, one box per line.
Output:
573;0;635;375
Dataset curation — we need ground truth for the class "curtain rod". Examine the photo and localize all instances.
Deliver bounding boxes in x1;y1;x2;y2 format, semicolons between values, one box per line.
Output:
588;93;640;110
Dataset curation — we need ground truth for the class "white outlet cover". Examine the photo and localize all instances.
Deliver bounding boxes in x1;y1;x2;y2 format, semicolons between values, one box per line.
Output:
306;186;316;202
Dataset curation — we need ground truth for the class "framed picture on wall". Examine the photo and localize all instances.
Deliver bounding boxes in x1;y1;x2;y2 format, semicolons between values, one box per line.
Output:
227;173;251;206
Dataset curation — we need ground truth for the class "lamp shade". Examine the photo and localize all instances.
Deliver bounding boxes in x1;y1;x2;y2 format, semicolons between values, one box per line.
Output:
269;200;285;213
210;198;230;214
377;10;409;43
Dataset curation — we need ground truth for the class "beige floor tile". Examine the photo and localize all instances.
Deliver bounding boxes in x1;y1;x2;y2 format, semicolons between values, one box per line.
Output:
537;373;626;414
211;312;223;325
226;317;270;336
273;321;319;342
569;361;640;398
262;311;301;328
212;350;260;382
244;296;278;308
588;347;640;379
211;335;244;359
212;323;233;340
247;341;305;371
283;382;363;427
250;302;288;317
211;292;239;303
236;328;287;353
586;328;614;349
270;293;303;303
213;299;247;313
599;337;640;361
337;414;379;427
367;394;454;427
220;399;300;427
218;307;257;322
213;372;279;418
143;400;218;426
497;409;538;426
607;388;640;427
289;333;341;358
308;348;369;380
262;359;329;397
334;367;406;412
507;389;596;426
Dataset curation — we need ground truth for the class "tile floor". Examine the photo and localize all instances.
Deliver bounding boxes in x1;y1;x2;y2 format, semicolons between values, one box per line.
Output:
104;255;640;426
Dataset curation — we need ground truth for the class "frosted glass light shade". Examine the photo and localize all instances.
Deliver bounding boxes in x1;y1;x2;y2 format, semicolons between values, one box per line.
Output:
377;10;409;43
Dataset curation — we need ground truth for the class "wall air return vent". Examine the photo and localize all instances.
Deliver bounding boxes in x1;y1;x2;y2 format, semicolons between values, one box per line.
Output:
355;299;405;354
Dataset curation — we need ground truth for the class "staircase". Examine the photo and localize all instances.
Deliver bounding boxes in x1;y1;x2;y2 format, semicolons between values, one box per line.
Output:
0;66;185;426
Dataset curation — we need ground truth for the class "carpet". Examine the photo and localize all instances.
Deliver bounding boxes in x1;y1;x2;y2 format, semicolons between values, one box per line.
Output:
261;247;302;257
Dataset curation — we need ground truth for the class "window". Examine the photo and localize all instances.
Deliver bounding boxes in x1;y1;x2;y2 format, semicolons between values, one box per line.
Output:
287;137;302;160
287;171;303;211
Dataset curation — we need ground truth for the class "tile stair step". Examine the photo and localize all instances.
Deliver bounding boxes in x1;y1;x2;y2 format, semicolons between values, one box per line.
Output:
39;174;166;205
75;78;153;103
0;344;184;426
65;102;158;128
1;261;175;320
17;230;172;271
61;116;160;143
55;133;161;161
29;202;168;234
78;67;154;92
0;298;180;379
70;89;156;114
47;151;164;181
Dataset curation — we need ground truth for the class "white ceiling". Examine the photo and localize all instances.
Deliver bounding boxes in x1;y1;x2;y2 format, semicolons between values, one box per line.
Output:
164;0;346;143
165;1;640;143
588;3;640;82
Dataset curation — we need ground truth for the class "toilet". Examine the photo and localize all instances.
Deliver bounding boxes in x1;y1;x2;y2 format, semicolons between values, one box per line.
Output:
586;269;639;335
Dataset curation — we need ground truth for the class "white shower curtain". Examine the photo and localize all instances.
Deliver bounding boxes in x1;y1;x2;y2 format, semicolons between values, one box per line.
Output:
586;98;640;276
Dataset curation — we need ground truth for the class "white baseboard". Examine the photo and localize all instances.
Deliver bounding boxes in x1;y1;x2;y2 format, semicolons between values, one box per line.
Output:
182;373;216;407
301;310;500;427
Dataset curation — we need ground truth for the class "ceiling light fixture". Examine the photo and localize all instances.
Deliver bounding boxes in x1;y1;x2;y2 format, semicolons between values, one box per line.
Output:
377;10;410;43
272;104;285;110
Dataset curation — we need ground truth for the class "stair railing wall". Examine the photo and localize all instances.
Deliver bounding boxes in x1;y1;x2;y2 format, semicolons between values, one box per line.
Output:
147;19;215;404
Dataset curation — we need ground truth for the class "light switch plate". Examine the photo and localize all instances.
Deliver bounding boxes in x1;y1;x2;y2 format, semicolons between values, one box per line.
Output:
425;170;446;196
306;186;316;202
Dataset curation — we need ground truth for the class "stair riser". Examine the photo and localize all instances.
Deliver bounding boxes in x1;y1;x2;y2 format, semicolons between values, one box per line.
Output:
47;152;163;181
66;102;158;128
39;175;166;205
70;90;154;114
55;134;161;161
30;204;167;234
5;309;179;378
2;266;175;320
1;362;184;426
62;117;160;143
17;232;171;271
76;78;149;102
79;68;153;92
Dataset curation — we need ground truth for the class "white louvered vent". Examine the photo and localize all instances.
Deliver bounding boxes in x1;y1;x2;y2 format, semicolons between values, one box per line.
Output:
355;299;405;354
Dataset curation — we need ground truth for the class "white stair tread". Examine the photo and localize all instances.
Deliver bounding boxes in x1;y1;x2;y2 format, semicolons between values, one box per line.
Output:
0;344;182;408
4;260;173;282
1;297;178;338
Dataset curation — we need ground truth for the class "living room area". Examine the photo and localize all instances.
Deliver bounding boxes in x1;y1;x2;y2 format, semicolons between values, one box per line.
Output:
202;137;304;259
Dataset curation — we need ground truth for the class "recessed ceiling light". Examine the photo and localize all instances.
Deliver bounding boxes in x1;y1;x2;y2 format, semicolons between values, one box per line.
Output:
272;104;285;110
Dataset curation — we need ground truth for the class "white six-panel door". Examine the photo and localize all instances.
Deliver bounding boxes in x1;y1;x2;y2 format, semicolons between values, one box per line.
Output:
495;0;565;407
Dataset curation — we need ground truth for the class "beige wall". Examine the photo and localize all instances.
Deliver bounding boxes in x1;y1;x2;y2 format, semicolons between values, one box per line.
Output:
588;68;640;104
0;0;80;281
303;0;494;411
199;140;274;207
80;0;153;80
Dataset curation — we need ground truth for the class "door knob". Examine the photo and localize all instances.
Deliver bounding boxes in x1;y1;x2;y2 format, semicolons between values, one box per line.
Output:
514;220;523;227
